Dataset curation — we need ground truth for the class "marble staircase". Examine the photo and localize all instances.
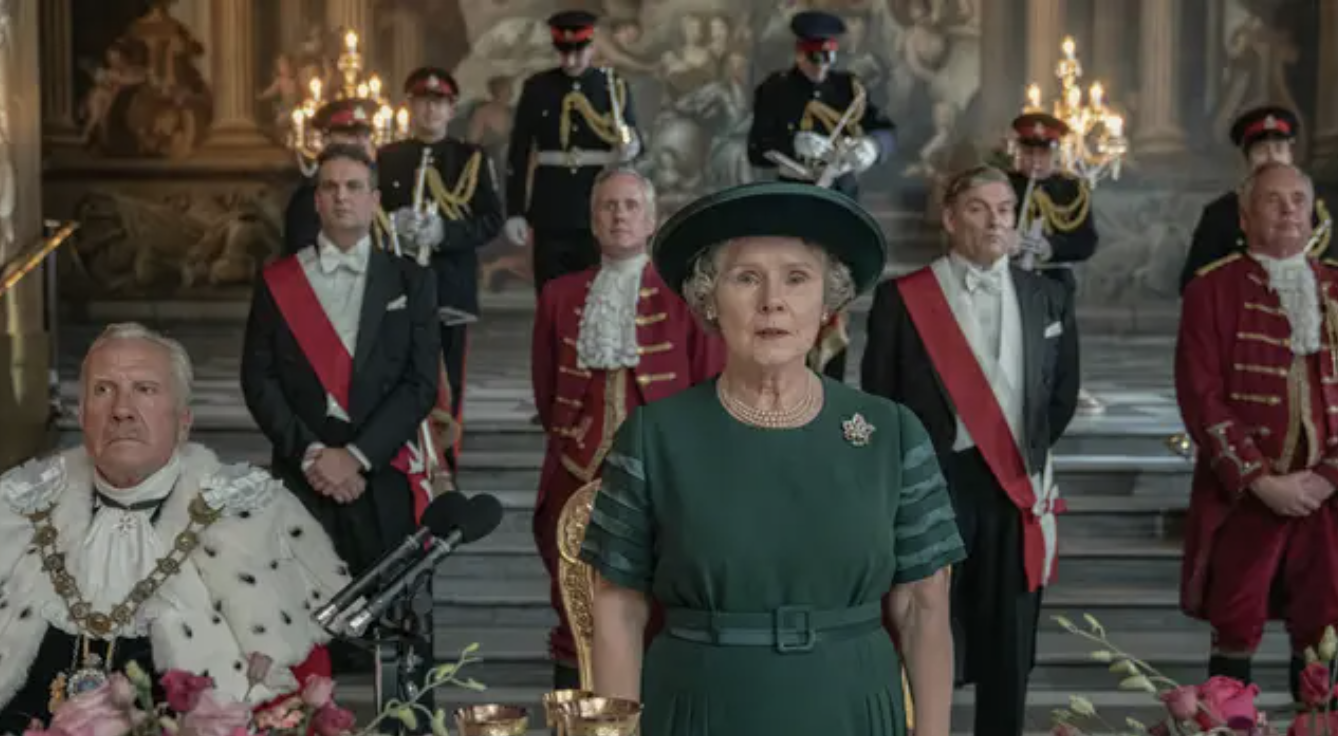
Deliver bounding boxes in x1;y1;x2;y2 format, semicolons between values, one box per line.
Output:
50;318;1294;732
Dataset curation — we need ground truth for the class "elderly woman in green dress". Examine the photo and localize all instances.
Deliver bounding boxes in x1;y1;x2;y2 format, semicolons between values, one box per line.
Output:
578;181;964;736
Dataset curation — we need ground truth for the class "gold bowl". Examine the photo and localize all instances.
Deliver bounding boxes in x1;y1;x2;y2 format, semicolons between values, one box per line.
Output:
1166;432;1193;459
559;696;643;736
543;689;595;730
453;704;529;736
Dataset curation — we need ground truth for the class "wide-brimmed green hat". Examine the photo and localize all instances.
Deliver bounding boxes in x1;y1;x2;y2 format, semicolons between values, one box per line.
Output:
651;181;888;297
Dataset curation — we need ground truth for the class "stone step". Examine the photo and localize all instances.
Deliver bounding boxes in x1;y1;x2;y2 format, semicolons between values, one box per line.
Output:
331;680;1296;734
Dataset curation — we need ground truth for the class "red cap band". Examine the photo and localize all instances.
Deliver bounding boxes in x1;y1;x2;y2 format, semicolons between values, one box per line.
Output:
409;74;456;99
551;25;595;44
1243;116;1292;142
797;38;838;53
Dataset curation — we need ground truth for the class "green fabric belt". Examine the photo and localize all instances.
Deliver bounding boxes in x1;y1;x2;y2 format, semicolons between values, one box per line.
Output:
664;601;884;653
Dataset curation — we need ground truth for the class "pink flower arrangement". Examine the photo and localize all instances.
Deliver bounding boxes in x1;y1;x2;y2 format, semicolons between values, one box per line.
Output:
1051;615;1338;736
20;644;488;736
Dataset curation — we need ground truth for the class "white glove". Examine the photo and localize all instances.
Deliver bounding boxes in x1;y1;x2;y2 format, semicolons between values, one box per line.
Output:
844;137;879;173
616;131;642;162
1020;231;1053;261
504;216;530;247
414;211;445;252
793;131;833;161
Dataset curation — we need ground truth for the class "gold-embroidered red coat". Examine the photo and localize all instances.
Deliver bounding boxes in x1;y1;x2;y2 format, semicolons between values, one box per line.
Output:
531;265;725;508
1175;253;1338;617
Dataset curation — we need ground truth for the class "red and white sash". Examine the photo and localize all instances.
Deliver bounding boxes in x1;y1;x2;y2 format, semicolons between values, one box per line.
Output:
262;256;432;522
897;267;1061;591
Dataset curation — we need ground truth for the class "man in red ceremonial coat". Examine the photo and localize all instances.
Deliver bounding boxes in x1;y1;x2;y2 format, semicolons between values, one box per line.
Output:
531;166;724;688
1177;161;1338;702
241;144;441;673
861;164;1079;736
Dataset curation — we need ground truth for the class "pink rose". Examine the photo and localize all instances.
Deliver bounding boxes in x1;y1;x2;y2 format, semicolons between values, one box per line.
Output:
178;691;251;736
253;697;302;731
161;670;215;713
311;705;356;736
1148;724;1170;736
1287;711;1338;736
1301;663;1334;708
245;653;273;687
1159;685;1200;721
1051;724;1082;736
50;682;143;736
300;677;335;709
1195;676;1260;731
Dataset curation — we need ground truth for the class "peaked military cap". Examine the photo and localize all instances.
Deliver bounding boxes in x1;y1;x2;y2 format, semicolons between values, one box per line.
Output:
1011;112;1070;147
548;10;598;48
312;97;375;134
1230;105;1300;153
652;181;887;298
789;10;847;42
404;66;458;100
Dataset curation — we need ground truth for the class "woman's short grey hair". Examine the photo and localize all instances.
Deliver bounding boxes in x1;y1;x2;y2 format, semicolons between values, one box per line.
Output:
592;165;657;220
80;322;194;409
681;240;856;329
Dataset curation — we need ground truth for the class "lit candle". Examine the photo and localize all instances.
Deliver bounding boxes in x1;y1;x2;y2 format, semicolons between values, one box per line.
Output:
396;107;410;135
1089;82;1103;107
1062;36;1076;60
1027;83;1041;110
369;75;382;99
357;82;369;99
1066;85;1081;109
291;108;305;145
345;30;358;52
1107;114;1124;138
309;77;322;102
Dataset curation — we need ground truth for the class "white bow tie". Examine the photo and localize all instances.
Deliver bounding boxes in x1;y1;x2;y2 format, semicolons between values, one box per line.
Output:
965;268;1003;294
320;247;366;275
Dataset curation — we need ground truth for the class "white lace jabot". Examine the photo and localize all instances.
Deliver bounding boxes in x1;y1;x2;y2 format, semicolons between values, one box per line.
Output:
576;253;649;370
56;453;184;637
1252;251;1322;355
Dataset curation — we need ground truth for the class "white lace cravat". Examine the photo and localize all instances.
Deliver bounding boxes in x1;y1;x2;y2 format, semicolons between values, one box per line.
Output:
576;254;649;370
68;453;182;635
1253;252;1322;355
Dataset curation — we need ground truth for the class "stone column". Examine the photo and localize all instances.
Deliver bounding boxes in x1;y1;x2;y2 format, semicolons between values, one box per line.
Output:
1090;0;1128;98
278;0;305;56
1026;0;1063;92
1312;0;1338;171
326;0;373;63
977;0;1014;139
388;6;425;96
206;0;266;147
1134;0;1186;155
38;0;77;143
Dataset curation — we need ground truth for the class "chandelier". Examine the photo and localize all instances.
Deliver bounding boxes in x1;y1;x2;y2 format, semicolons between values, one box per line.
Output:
287;30;410;171
1021;36;1128;188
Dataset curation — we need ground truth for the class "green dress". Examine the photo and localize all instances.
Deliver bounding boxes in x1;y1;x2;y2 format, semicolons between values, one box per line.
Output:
579;376;966;736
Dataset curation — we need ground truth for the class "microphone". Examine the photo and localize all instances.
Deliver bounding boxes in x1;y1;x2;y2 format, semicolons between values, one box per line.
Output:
313;492;470;630
342;492;505;638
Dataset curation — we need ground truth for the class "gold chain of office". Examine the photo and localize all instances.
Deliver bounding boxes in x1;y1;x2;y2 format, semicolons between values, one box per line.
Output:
560;79;630;150
27;496;221;638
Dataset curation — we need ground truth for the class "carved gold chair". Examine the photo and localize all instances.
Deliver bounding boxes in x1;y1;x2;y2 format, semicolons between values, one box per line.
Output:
555;479;916;728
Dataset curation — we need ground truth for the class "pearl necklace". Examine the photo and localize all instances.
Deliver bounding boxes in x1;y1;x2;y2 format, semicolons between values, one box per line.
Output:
717;372;823;429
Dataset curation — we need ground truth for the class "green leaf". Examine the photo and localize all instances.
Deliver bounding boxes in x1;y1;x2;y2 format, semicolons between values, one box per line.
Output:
1090;650;1114;663
1118;675;1156;693
1125;717;1147;732
1083;614;1106;637
430;709;451;736
461;642;480;656
394;707;419;730
426;663;458;686
1109;660;1140;676
1053;615;1077;632
124;661;152;689
1069;695;1096;717
1052;708;1072;724
459;678;487;692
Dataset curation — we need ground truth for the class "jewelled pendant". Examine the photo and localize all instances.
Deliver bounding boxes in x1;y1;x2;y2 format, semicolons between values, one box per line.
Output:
66;652;109;699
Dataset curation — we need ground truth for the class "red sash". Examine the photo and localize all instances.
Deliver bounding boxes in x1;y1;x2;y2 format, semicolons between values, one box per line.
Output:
897;268;1055;591
262;256;431;522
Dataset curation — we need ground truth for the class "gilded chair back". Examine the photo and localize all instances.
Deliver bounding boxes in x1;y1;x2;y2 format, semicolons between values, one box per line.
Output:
556;479;602;689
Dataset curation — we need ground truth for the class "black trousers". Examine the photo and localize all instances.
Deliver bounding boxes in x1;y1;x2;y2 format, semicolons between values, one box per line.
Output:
944;448;1042;736
532;228;599;297
439;323;468;472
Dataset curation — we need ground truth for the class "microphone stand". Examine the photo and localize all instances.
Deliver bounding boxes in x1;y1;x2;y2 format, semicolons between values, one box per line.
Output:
366;567;438;735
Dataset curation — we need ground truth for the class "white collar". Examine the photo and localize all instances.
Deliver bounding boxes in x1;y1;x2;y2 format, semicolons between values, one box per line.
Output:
599;252;649;276
316;232;372;274
93;452;182;507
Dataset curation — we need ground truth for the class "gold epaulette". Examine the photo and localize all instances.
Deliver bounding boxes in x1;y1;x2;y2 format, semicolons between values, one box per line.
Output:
1309;198;1333;256
1195;252;1243;278
559;77;628;149
425;150;482;221
800;79;866;137
1026;177;1091;234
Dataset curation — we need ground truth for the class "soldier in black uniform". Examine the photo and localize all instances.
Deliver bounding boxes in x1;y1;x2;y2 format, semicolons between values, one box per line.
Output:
378;67;504;470
1179;105;1333;294
1007;111;1103;414
283;98;385;255
746;10;896;383
504;10;642;296
1006;112;1099;295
